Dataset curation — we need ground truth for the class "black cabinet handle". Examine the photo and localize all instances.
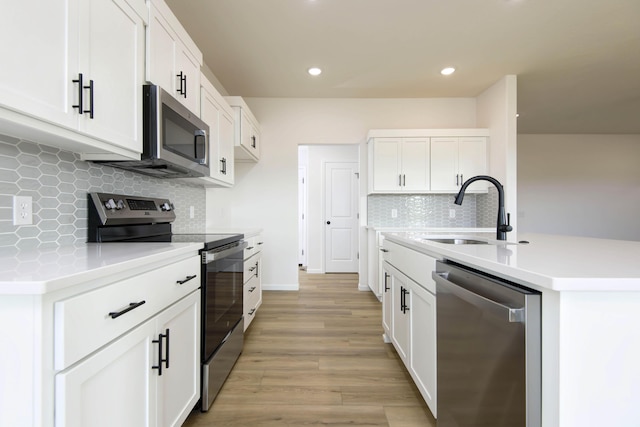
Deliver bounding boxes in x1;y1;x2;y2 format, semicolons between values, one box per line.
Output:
257;242;263;246
152;329;169;375
251;135;256;148
84;79;94;118
176;274;197;285
402;174;406;186
176;71;187;98
380;248;389;253
249;286;256;292
164;328;170;369
401;288;410;314
246;246;254;250
255;261;259;278
326;221;331;225
72;73;84;114
220;157;226;174
248;308;256;316
183;74;187;98
384;272;390;292
108;300;146;319
249;266;256;272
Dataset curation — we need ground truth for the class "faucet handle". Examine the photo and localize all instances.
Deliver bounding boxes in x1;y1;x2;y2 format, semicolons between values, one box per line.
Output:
501;213;514;232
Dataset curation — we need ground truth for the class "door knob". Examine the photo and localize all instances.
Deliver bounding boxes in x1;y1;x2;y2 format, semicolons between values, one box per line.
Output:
326;221;331;225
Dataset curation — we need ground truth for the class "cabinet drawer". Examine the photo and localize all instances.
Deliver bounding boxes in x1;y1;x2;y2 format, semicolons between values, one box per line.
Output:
382;240;437;293
243;252;260;283
54;256;200;370
243;274;261;330
243;235;263;259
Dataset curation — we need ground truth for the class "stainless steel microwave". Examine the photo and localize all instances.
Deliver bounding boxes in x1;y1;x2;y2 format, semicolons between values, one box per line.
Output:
96;85;210;178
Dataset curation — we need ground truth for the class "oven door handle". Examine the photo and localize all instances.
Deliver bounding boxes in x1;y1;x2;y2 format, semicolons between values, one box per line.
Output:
202;240;248;263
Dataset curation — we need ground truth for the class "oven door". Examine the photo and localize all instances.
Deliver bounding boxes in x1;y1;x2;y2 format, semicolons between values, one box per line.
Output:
201;243;246;360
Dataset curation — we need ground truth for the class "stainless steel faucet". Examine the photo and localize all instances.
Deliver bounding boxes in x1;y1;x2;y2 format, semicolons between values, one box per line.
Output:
454;175;513;240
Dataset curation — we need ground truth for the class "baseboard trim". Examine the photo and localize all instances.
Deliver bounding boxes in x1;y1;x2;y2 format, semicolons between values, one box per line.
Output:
262;283;299;291
358;283;370;292
305;268;324;274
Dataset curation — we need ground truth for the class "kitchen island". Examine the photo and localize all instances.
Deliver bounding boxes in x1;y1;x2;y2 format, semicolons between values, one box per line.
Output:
383;231;640;427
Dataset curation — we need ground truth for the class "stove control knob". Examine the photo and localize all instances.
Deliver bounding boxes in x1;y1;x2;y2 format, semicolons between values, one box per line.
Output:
104;199;117;210
160;202;173;212
116;199;126;210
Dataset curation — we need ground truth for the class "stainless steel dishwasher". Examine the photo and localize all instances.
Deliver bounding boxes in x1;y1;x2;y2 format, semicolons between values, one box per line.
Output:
433;261;541;427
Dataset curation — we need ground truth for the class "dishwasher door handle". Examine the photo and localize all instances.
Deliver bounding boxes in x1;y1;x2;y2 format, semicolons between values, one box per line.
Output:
433;271;525;323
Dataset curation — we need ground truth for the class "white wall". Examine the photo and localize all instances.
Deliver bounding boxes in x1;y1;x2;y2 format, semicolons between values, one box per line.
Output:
207;98;478;289
518;134;640;241
476;75;519;234
302;144;359;274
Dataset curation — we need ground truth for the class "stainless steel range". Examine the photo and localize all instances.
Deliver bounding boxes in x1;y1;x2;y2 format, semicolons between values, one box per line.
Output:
88;192;247;412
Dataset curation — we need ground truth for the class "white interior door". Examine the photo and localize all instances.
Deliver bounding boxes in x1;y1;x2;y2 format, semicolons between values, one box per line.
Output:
324;162;358;273
298;167;308;266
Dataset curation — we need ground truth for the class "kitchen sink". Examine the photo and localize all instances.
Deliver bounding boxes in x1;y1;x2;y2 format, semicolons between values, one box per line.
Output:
423;238;490;245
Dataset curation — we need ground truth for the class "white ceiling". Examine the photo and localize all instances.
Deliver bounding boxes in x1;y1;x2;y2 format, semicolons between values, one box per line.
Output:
164;0;640;134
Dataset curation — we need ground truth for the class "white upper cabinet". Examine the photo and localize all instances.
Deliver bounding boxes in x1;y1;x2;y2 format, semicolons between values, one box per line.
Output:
0;0;147;160
195;74;235;187
225;96;261;162
78;0;147;155
368;137;430;193
430;137;487;192
147;0;202;115
367;130;489;194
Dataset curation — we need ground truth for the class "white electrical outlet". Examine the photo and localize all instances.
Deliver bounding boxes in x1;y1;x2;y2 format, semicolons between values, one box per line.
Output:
391;209;398;218
449;209;456;219
189;206;195;219
13;196;33;225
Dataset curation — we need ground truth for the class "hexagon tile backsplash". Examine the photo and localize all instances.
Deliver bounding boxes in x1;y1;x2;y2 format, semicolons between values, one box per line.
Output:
0;136;206;249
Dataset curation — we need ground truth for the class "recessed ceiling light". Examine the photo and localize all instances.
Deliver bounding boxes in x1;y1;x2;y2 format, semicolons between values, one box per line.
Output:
441;67;456;76
308;67;322;76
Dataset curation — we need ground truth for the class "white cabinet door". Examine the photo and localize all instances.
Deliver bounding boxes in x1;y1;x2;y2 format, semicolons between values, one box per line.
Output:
175;47;201;114
458;137;487;190
199;76;234;187
146;4;176;93
431;137;487;192
78;0;145;153
156;292;201;427
391;270;410;364
409;282;437;417
430;137;459;192
239;109;260;160
400;138;430;191
369;137;430;193
219;108;235;184
226;97;261;162
371;138;402;192
0;0;76;128
55;319;157;427
382;265;392;341
147;0;202;113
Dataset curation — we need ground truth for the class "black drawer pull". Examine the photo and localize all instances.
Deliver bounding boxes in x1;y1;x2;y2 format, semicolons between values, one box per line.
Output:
108;300;146;319
248;308;256;315
246;246;254;250
249;286;256;292
177;275;197;285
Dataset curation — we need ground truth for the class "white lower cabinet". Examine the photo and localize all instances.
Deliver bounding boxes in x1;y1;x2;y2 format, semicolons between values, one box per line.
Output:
243;234;264;330
55;317;157;427
409;280;437;415
382;242;438;418
390;266;410;364
55;288;200;427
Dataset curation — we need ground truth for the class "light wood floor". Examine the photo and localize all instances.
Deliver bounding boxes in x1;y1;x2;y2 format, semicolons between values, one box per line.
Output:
183;270;436;427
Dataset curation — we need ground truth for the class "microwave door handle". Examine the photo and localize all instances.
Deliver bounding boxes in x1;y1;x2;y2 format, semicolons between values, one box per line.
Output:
194;129;207;165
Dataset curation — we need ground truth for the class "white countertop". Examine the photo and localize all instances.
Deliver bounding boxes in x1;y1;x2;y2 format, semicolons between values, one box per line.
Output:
0;242;204;295
383;231;640;292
